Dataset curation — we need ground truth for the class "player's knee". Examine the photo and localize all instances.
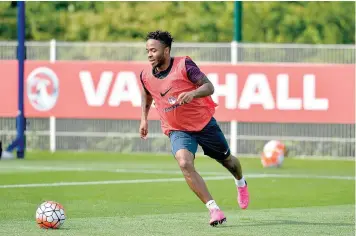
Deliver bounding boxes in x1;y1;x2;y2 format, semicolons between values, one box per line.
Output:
175;149;194;171
218;154;234;166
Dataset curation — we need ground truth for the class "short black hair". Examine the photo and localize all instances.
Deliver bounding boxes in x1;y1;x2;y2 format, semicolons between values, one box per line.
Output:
146;30;174;49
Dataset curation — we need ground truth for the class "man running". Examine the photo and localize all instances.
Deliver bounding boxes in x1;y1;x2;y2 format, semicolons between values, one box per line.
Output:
139;30;249;226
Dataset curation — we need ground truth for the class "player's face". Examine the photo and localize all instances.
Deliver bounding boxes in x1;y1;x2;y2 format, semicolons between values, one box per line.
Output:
146;39;169;68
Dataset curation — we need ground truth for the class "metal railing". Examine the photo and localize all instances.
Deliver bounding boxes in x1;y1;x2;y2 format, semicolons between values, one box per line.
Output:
0;40;354;63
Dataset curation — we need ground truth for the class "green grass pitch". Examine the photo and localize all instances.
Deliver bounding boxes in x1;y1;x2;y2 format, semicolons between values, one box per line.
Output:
0;151;354;236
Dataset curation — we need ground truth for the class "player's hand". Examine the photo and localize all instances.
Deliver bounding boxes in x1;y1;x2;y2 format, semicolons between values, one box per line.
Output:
177;91;196;105
139;119;148;140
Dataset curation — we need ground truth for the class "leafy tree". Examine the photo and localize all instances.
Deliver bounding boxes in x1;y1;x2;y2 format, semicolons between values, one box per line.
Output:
0;1;354;44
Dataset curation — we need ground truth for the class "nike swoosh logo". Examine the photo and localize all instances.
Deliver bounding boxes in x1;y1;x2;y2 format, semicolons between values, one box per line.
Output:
160;87;172;97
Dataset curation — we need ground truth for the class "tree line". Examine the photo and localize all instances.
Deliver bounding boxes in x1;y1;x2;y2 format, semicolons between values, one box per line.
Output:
0;1;354;44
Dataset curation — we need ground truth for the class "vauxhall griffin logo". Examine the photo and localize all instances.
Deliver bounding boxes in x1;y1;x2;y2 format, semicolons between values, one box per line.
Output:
27;67;59;111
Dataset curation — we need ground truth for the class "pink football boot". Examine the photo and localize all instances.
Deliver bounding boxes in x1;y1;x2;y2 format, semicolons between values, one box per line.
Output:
237;181;249;209
209;208;226;226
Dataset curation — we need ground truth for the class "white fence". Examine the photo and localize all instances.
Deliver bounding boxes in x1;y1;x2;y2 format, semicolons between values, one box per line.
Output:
0;41;355;157
0;40;355;63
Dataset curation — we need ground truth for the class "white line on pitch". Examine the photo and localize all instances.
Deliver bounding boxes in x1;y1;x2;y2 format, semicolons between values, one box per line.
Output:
0;174;354;189
0;166;223;175
0;166;355;181
0;176;230;189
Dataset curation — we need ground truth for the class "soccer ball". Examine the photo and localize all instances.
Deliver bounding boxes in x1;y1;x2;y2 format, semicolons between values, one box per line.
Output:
261;140;286;168
35;201;66;229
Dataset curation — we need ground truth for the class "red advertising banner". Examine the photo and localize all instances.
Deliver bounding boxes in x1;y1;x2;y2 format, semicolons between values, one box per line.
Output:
0;60;354;124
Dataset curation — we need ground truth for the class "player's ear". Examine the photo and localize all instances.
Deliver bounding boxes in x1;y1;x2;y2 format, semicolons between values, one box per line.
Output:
164;47;170;56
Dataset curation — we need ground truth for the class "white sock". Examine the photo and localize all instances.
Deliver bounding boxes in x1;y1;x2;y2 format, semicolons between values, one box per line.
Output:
205;200;220;210
234;176;246;187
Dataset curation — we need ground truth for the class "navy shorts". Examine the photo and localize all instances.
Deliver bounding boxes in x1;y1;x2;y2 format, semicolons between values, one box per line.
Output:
169;117;231;160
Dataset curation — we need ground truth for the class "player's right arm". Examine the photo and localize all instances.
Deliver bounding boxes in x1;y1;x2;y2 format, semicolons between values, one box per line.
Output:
139;72;153;139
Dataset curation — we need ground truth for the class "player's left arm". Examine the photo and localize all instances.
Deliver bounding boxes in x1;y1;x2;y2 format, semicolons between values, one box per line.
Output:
187;58;214;98
192;75;214;98
177;58;214;104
